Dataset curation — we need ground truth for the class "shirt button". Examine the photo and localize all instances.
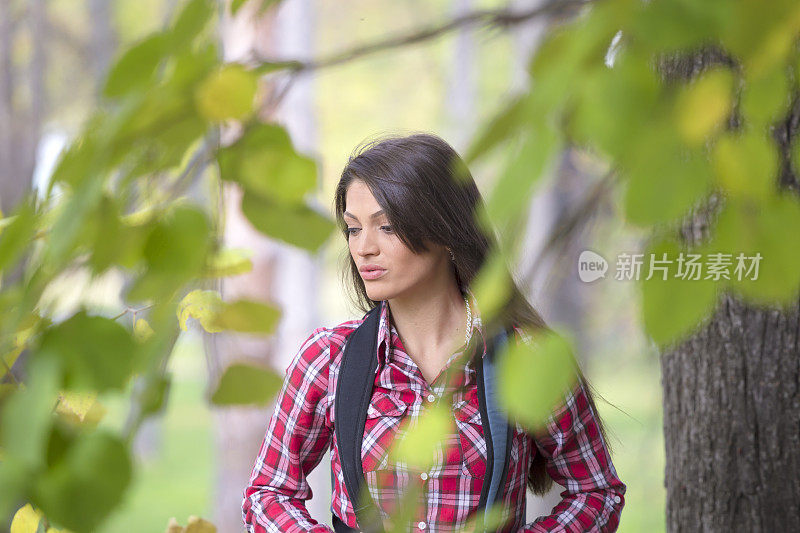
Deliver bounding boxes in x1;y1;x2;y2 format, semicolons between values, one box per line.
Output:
417;521;426;530
613;495;621;504
426;394;436;403
420;472;428;480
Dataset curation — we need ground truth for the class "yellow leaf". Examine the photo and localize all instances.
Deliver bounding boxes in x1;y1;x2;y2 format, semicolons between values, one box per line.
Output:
165;517;185;533
195;64;258;121
177;289;224;332
202;247;253;278
133;317;155;341
676;69;733;146
55;390;106;427
10;504;43;533
120;206;157;226
185;516;217;533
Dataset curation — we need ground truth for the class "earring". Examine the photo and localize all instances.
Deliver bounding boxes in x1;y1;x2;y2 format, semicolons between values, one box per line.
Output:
447;247;455;261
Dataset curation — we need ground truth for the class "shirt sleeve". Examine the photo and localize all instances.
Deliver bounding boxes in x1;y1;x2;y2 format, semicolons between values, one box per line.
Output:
520;379;626;533
242;327;335;533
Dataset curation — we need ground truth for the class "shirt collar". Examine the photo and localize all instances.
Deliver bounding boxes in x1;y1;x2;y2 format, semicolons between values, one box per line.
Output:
376;289;487;367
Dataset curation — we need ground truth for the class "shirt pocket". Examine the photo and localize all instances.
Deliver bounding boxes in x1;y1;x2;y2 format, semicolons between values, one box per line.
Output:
453;398;487;479
362;393;410;472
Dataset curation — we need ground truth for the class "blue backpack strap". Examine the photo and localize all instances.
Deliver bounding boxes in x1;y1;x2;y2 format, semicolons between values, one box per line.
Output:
333;305;385;533
474;327;514;532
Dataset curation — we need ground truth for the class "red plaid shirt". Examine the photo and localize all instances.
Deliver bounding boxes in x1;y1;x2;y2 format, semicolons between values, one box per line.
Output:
243;297;626;532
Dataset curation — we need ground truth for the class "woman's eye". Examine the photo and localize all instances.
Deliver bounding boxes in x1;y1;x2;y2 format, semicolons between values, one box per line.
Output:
346;226;391;236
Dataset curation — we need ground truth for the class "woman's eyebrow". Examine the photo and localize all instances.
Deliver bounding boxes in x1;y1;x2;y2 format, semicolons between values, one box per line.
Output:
343;209;385;221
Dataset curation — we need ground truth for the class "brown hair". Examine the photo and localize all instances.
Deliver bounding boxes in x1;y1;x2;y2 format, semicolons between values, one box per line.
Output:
332;132;611;495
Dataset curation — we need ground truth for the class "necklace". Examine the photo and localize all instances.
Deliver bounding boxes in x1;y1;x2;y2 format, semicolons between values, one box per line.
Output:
463;293;472;348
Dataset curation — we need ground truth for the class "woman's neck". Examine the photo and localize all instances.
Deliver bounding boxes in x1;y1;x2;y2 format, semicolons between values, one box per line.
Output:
387;282;467;363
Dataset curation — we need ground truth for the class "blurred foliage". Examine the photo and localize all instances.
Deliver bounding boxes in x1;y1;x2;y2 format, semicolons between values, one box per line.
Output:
0;0;799;530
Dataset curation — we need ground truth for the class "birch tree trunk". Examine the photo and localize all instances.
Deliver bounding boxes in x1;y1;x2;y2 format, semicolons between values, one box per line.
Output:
212;1;323;531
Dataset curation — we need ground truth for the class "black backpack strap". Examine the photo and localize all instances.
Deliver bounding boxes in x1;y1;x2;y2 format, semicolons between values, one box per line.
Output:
474;327;515;532
333;305;385;533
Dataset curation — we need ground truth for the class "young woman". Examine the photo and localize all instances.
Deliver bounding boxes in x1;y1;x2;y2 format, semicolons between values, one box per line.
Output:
242;133;626;532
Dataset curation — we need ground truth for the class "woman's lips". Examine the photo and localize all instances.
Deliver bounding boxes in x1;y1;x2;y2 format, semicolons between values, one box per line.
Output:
361;268;387;280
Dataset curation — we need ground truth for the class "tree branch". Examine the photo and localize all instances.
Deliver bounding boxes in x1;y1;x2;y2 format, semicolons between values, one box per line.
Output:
518;164;619;293
255;0;594;73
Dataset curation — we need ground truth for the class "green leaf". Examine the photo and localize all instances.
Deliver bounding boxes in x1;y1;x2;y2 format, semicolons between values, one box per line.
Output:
464;94;528;164
230;0;248;14
707;195;800;306
240;190;335;252
103;33;169;99
622;129;712;227
210;363;283;406
470;248;514;324
195;64;258;121
674;68;733;146
231;0;281;16
389;403;452;471
712;130;776;202
122;116;207;180
568;48;659;161
138;374;171;417
741;66;790;126
0;355;61;469
0;459;30;525
170;0;214;50
48;118;105;189
631;0;729;54
497;328;577;433
485;119;560;231
218;123;318;203
44;174;106;269
86;195;123;274
726;0;800;77
35;430;132;533
211;299;281;334
0;200;35;274
177;289;223;333
640;237;719;348
167;42;219;91
127;204;212;302
38;311;138;393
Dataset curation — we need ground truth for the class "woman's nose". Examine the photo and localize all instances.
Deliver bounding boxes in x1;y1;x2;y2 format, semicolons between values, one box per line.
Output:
356;228;379;256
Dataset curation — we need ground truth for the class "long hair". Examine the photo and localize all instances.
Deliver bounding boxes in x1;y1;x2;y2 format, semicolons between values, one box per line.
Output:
332;132;611;496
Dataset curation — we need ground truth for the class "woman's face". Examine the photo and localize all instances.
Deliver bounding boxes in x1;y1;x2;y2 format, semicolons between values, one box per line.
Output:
344;179;448;302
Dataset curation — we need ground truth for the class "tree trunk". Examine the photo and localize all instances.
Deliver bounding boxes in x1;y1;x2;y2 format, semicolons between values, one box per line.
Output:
661;51;800;531
211;1;323;531
661;294;800;531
